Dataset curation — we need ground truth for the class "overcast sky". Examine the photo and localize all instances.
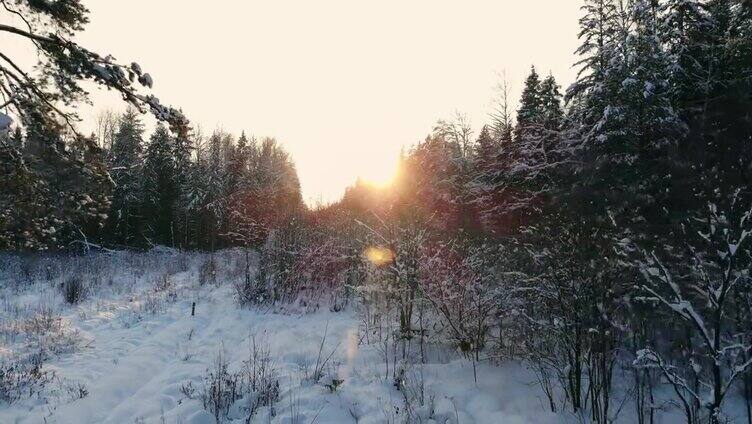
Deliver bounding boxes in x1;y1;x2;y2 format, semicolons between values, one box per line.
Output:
8;1;584;204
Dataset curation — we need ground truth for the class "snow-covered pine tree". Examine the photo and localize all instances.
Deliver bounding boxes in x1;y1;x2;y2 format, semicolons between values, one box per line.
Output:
172;129;195;248
225;132;249;214
514;66;543;141
504;69;565;227
673;0;752;208
659;0;705;107
539;74;564;133
566;0;683;240
1;116;113;250
0;130;56;249
566;0;620;134
201;131;232;250
472;76;515;235
105;109;145;247
0;0;187;250
471;125;507;235
618;0;685;232
143;124;177;247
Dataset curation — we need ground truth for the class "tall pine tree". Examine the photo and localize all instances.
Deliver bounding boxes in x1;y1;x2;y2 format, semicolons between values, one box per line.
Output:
143;124;177;246
105;109;145;246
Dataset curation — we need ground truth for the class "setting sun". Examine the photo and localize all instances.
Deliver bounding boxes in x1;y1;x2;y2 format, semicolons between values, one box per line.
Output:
359;160;400;188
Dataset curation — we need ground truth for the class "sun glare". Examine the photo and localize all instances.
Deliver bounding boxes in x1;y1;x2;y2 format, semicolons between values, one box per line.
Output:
364;246;395;266
359;160;400;188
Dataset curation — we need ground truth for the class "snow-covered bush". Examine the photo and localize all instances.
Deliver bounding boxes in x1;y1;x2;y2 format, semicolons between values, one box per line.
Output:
0;353;54;404
201;350;242;422
255;222;308;304
511;217;626;421
200;338;281;422
285;236;353;312
0;302;79;405
240;334;280;418
634;200;752;424
245;217;356;312
419;242;499;362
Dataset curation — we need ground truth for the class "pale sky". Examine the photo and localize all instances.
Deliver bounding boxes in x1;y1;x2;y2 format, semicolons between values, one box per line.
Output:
7;1;583;204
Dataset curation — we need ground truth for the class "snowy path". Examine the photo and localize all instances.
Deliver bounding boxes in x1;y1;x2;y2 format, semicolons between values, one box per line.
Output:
1;271;558;424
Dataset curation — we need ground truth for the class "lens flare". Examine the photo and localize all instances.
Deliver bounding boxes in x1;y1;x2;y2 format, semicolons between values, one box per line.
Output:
364;246;394;266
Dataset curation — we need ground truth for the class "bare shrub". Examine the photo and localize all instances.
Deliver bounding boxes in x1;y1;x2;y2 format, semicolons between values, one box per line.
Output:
180;380;196;401
234;274;266;307
142;291;165;315
154;273;172;292
399;363;436;423
0;353;55;404
304;322;341;385
62;276;86;304
62;380;89;401
419;242;500;383
199;337;281;422
199;256;218;286
241;333;280;417
201;350;242;422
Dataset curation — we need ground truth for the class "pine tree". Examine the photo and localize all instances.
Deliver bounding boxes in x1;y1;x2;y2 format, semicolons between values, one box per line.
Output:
471;125;505;234
0;0;187;251
7;118;113;250
675;0;752;206
515;66;543;140
567;0;620;134
565;0;684;238
473;125;497;179
227;131;249;200
105;109;145;246
492;70;565;230
659;0;705;106
0;130;55;250
618;0;685;229
172;129;194;248
143;124;177;246
539;75;564;132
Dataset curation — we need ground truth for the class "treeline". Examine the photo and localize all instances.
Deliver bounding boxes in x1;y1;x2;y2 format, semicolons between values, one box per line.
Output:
254;1;751;422
0;110;303;250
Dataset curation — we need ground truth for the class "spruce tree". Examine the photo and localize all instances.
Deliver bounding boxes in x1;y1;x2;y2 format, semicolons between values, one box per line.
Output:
539;75;564;132
0;130;54;249
172;130;194;248
659;0;705;107
471;125;505;234
567;0;620;135
105;109;145;246
143;124;177;246
515;66;543;140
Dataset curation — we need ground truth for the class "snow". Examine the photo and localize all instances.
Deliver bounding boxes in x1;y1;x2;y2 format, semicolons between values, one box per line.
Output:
0;112;11;133
92;64;112;81
139;73;154;88
3;250;748;423
0;251;560;424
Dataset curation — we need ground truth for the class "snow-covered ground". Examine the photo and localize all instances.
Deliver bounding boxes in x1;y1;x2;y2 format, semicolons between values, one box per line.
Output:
8;250;736;423
0;250;561;424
